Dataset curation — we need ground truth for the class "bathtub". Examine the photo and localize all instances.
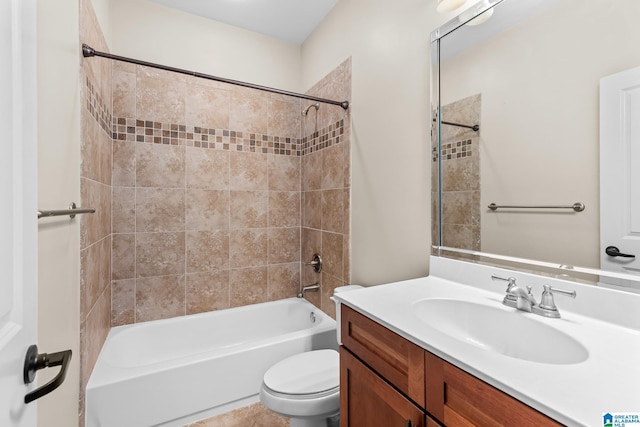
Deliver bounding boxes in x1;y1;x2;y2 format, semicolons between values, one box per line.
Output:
86;297;337;427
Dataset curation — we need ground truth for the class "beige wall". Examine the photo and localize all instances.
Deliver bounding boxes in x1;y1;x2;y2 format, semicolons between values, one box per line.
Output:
301;0;451;285
440;0;640;269
108;0;302;92
36;0;81;426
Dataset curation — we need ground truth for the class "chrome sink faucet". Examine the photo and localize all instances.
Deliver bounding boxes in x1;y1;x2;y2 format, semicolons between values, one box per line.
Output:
491;275;576;318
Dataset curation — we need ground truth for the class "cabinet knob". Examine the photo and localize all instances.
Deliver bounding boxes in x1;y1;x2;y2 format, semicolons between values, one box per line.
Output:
406;420;413;427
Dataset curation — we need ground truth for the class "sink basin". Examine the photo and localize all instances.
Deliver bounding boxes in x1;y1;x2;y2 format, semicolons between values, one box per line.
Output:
412;298;588;364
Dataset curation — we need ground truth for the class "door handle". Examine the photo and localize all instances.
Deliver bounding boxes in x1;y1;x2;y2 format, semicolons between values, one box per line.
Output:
605;246;636;258
23;344;72;404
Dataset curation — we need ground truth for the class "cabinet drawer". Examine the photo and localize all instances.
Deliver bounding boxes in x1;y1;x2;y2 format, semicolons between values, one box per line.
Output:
340;348;425;427
425;352;562;427
341;305;425;407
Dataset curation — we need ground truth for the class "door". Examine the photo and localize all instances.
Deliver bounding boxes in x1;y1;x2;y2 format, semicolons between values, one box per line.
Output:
600;66;640;279
1;0;38;425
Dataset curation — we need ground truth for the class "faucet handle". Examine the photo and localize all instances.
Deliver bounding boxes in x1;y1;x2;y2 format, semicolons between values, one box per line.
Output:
536;284;576;318
491;275;517;292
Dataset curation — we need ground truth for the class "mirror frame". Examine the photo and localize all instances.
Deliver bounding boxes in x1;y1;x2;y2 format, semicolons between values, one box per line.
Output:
429;0;640;291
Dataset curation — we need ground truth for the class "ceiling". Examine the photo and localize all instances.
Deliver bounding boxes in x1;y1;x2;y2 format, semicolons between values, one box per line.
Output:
148;0;340;45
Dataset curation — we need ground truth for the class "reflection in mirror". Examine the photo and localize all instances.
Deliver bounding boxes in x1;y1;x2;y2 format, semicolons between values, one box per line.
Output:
431;0;640;292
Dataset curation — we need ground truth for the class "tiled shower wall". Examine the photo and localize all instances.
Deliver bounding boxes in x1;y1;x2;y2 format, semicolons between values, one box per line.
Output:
79;0;112;424
111;58;351;325
300;58;351;319
432;94;481;251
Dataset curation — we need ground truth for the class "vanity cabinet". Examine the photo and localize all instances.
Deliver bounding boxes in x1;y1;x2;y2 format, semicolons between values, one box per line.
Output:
340;306;562;427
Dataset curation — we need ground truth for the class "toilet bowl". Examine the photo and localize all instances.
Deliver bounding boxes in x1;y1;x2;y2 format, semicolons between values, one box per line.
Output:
260;285;363;427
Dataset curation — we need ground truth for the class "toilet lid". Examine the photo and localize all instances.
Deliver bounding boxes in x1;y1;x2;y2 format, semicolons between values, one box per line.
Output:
263;349;339;395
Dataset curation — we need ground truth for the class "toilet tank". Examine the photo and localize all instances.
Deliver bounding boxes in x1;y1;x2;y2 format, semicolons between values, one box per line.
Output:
331;285;363;345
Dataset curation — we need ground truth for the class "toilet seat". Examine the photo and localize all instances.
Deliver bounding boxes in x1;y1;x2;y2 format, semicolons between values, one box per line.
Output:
263;349;339;395
260;349;340;418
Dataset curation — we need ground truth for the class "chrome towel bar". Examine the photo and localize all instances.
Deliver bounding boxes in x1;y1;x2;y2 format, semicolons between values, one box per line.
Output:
488;202;585;212
37;202;96;219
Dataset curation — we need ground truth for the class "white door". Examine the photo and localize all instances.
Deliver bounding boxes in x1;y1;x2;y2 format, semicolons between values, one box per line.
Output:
600;65;640;277
0;0;38;425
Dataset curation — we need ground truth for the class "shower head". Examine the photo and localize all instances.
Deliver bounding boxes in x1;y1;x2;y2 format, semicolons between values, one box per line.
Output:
302;103;320;116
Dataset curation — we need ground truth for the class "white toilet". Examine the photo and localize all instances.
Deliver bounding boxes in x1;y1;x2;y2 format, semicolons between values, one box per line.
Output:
260;285;363;427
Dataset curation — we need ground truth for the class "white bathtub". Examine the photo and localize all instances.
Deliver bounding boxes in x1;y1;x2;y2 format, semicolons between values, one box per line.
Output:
86;298;337;427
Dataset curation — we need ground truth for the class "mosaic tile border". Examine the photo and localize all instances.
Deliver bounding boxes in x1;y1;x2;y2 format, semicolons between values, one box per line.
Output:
301;119;345;155
85;76;113;136
112;117;345;157
432;139;474;162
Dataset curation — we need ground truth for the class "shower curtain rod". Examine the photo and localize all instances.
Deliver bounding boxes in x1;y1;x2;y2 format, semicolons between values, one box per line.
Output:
82;44;349;110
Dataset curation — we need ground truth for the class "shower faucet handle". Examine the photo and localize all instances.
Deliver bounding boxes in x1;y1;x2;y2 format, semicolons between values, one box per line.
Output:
305;253;322;273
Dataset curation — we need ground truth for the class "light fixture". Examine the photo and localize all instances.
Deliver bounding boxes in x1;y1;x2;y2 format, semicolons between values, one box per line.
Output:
459;1;494;26
436;0;467;13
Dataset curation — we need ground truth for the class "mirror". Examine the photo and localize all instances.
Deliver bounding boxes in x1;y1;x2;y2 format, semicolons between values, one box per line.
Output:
431;0;640;292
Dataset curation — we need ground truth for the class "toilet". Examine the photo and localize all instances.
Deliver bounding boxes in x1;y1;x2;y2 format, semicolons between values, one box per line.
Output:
260;285;363;427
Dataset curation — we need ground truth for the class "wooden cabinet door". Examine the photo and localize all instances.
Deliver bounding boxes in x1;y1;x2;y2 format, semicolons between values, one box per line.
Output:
425;352;562;427
341;305;425;407
340;348;425;427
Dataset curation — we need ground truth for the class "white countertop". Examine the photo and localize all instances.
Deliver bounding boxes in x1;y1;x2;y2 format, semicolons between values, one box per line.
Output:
335;257;640;427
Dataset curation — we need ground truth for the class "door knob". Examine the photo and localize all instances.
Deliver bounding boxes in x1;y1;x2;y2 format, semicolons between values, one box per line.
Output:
23;344;72;403
605;246;636;258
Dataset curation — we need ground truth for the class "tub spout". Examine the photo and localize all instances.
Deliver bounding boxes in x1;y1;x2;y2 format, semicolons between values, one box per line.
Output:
297;283;320;298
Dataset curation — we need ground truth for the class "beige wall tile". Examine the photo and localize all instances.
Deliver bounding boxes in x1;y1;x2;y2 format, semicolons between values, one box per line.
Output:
230;190;268;229
136;143;185;188
186;147;229;190
442;224;480;251
268;96;301;139
112;233;135;280
80;109;111;185
302;151;322;191
112;279;135;326
112;186;135;233
321;189;345;234
186;83;230;129
113;140;136;187
269;191;300;228
186;270;230;315
113;68;136;118
229;228;268;268
229;267;268;308
229;89;268;134
186;230;230;273
321;144;344;190
441;190;476;226
80;236;111;318
322;231;343;280
229;151;268;191
186;189;230;231
301;227;322;265
267;263;300;301
136;232;186;278
81;285;110;393
269;227;301;264
136;187;185;232
302;191;322;229
136;68;186;124
136;275;186;322
80;178;111;249
268;154;300;191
